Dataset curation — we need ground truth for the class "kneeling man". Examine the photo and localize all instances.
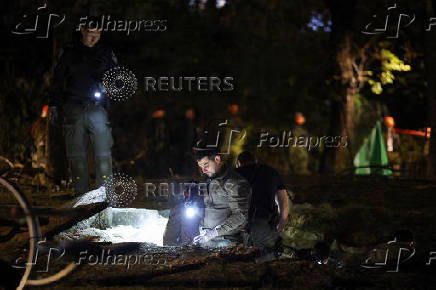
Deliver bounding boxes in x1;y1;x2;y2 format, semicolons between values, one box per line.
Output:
192;148;251;247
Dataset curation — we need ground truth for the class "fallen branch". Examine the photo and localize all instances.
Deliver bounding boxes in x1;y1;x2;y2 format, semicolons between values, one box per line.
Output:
0;155;14;168
43;202;108;239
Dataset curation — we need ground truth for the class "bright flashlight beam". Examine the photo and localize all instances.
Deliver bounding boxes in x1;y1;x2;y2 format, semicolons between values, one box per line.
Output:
185;207;197;218
94;92;101;98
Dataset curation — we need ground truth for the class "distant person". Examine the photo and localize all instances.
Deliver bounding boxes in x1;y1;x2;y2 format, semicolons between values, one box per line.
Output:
49;16;118;196
168;108;197;176
147;109;170;177
289;112;310;174
235;151;289;262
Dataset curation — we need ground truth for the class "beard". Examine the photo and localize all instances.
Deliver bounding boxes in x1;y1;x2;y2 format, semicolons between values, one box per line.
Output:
208;171;218;178
208;163;226;179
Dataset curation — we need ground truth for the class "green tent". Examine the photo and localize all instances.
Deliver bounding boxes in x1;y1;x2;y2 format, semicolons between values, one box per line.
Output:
354;121;393;176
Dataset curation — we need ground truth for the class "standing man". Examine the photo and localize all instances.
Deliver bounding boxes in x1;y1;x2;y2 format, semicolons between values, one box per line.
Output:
49;17;118;196
235;151;290;262
192;148;251;247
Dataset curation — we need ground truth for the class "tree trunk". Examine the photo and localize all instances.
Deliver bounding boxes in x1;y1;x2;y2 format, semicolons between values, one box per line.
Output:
46;37;69;186
322;0;358;173
424;0;436;179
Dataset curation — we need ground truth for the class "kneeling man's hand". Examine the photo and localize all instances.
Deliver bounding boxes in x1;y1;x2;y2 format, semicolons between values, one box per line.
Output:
192;228;218;244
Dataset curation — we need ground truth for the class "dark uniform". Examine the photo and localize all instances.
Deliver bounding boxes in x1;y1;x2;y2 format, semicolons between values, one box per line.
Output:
49;41;118;195
235;164;286;253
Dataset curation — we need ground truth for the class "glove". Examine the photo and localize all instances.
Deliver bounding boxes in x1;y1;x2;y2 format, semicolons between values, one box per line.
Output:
192;228;218;245
49;106;58;126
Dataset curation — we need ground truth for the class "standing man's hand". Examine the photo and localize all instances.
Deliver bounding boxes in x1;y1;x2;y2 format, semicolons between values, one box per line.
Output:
275;189;289;233
277;216;287;233
49;106;58;126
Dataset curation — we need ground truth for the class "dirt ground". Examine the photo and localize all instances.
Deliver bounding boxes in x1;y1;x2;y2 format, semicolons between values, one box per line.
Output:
36;245;436;289
2;174;436;289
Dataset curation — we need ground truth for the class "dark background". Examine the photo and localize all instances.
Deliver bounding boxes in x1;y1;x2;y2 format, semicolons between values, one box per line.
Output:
0;0;435;182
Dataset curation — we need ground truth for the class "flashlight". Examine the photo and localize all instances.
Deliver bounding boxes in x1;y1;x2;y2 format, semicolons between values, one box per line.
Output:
185;206;197;218
94;91;102;99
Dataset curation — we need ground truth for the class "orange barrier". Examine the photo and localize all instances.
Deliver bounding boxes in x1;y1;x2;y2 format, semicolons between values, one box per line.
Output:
393;127;431;138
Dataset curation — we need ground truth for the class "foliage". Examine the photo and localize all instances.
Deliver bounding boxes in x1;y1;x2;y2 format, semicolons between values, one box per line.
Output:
365;44;412;95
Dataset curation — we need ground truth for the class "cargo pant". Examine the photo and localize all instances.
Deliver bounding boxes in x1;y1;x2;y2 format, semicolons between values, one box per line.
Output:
62;102;113;195
249;218;281;249
248;217;282;262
